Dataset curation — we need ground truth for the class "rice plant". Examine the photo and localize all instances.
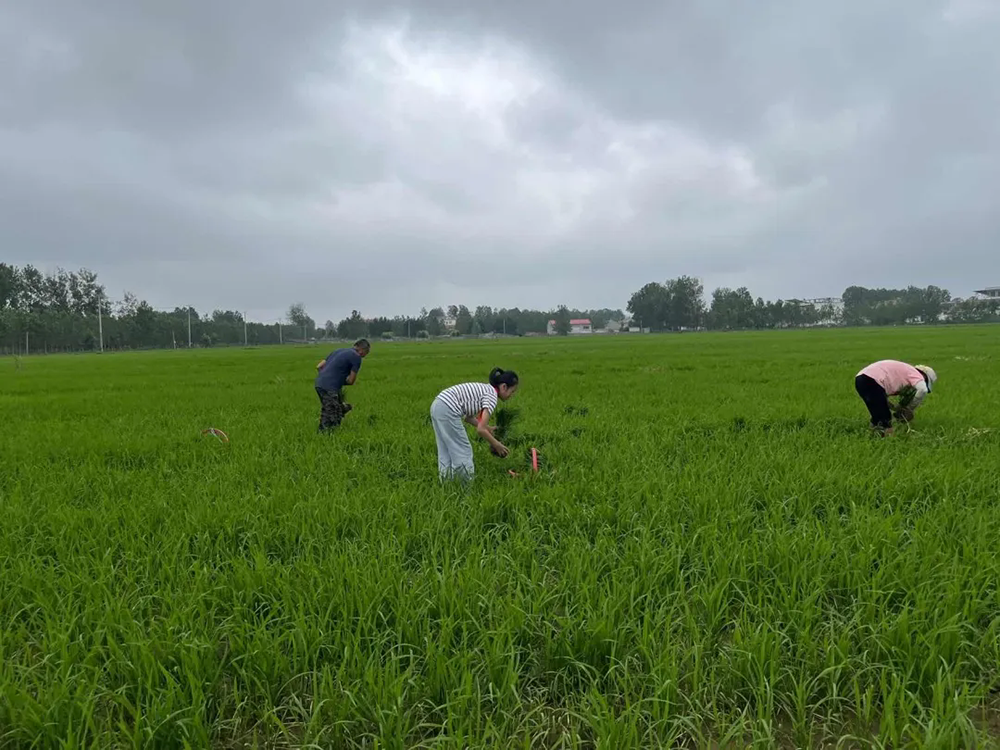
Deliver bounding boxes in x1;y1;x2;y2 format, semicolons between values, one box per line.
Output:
0;325;998;747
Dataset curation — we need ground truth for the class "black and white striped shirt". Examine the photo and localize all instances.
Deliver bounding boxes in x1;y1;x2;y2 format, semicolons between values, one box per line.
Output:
435;382;498;419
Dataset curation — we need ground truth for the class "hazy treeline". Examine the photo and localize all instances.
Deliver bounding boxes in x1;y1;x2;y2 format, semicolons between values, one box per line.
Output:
2;263;998;354
626;277;999;331
0;264;291;353
333;306;626;340
0;264;624;352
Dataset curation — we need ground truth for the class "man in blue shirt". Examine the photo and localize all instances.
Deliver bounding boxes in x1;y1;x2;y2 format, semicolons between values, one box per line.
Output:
314;339;370;432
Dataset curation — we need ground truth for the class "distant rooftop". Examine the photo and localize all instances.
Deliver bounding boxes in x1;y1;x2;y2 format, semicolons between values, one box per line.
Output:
974;288;1000;293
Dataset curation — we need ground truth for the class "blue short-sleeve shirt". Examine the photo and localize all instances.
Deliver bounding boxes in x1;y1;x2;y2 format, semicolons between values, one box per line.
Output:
315;348;362;391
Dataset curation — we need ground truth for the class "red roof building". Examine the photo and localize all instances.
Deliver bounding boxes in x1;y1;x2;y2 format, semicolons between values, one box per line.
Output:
546;318;593;334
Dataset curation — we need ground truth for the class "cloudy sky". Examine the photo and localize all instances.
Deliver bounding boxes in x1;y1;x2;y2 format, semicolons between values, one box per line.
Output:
2;0;998;323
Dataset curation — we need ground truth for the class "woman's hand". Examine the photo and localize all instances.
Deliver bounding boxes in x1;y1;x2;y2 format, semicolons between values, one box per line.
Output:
475;415;506;456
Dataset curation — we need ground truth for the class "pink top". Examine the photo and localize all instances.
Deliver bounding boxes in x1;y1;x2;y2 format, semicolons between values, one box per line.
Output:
857;360;925;396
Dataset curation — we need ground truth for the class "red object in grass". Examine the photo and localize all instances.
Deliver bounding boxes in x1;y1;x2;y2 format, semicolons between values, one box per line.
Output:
202;427;229;443
510;450;542;477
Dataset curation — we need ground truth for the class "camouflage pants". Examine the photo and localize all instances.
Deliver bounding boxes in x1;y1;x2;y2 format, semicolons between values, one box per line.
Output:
316;388;351;432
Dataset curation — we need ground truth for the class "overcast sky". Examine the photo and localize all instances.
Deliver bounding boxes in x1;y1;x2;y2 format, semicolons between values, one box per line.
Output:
2;0;998;323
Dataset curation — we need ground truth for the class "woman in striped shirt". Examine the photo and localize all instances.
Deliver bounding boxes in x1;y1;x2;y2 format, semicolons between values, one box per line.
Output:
430;367;519;481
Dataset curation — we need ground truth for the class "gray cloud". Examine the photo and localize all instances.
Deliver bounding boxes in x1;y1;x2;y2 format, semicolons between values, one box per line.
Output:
2;0;999;323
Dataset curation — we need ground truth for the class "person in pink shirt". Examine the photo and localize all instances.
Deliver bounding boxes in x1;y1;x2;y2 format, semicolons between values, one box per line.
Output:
855;360;938;434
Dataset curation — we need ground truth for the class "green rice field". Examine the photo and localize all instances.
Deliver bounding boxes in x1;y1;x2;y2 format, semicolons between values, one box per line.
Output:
2;326;1000;748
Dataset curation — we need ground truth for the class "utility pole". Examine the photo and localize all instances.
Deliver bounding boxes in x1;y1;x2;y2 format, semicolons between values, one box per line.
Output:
25;331;29;356
97;297;104;353
278;323;283;344
187;309;192;348
243;313;248;347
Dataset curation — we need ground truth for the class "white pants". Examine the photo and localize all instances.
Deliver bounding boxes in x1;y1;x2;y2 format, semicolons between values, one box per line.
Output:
430;398;474;481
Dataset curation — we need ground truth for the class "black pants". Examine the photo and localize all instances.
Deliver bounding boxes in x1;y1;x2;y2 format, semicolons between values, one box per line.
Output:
855;374;892;429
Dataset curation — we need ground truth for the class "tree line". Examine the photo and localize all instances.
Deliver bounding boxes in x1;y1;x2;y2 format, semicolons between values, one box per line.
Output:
626;277;1000;331
328;306;626;340
0;264;626;353
0;264;310;353
2;263;998;354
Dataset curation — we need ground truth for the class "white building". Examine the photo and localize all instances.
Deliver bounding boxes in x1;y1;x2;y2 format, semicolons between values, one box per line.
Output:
793;297;844;325
547;318;593;335
799;297;845;313
974;287;1000;300
602;318;625;333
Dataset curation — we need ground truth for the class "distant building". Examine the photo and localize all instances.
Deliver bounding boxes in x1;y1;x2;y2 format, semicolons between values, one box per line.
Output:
602;319;625;333
547;318;593;335
974;287;1000;300
797;297;845;313
791;296;844;326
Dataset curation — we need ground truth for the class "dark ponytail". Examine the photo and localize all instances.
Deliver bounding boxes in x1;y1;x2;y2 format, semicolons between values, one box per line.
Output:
489;367;519;388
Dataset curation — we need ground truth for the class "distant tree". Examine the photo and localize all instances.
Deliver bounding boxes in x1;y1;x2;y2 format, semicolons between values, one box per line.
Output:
368;317;394;338
287;303;316;338
455;305;473;335
425;307;444;336
493;308;519;335
949;297;1000;323
66;271;84;314
43;269;72;312
585;308;625;330
128;300;157;344
474;305;495;333
118;292;139;318
336;310;368;340
663;276;705;330
0;264;19;310
708;287;756;329
553;305;572;335
19;265;45;312
840;285;948;327
627;282;668;331
910;285;950;323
